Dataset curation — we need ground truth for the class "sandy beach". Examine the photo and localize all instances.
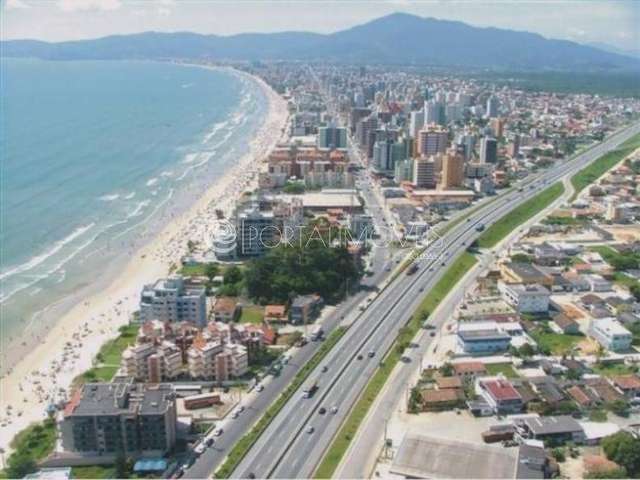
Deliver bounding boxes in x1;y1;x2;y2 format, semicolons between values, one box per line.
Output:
0;64;289;457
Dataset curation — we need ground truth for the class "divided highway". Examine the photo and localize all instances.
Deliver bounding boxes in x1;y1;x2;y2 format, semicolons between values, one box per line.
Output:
231;121;640;479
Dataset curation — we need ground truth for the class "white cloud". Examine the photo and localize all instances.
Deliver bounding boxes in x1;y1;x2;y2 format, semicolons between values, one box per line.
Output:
157;6;171;17
56;0;121;12
4;0;31;10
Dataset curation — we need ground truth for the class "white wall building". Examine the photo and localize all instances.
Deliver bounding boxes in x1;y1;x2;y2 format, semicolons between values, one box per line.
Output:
499;282;550;313
588;318;632;352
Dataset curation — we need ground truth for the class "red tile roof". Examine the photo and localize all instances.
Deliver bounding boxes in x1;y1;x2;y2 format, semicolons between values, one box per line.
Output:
482;379;521;402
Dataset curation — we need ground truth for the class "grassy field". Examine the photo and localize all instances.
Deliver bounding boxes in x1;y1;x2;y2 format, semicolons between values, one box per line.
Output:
529;329;583;356
239;306;264;324
570;132;640;201
313;252;478;479
477;182;564;248
74;324;138;385
485;362;519;378
592;362;638;377
71;466;117;479
214;326;348;478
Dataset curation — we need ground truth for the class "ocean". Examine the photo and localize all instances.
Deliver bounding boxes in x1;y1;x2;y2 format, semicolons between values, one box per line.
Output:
0;58;268;358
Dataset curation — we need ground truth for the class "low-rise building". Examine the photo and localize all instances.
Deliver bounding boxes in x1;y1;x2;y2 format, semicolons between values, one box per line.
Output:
213;296;240;323
515;415;585;445
289;294;323;325
610;374;640;398
477;378;524;414
264;304;287;323
457;323;512;354
499;282;550;313
121;341;182;383
453;361;488;379
588;318;632;352
186;334;248;381
500;262;553;287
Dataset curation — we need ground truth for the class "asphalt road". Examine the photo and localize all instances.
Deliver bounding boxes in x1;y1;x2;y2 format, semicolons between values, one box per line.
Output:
231;121;640;479
184;157;398;479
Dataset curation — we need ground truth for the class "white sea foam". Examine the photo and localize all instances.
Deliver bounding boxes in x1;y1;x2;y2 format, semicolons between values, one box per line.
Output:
160;170;174;178
182;153;199;164
202;120;230;144
99;193;120;202
123;191;136;200
0;223;95;282
146;177;159;187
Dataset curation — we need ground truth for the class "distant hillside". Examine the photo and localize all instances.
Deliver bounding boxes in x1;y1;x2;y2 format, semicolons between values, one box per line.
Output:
2;12;638;71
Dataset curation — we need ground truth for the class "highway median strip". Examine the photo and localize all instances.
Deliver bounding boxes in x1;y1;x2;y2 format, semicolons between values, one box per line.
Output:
214;326;348;478
313;252;477;479
569;132;640;202
476;182;564;249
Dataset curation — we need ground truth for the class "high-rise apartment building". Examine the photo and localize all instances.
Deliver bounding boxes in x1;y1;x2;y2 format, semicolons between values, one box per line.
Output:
417;124;448;157
413;157;437;189
139;276;207;326
61;381;177;456
480;136;498;164
441;148;466;189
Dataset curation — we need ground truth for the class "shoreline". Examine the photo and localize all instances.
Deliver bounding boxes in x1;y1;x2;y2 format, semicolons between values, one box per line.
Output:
0;63;289;456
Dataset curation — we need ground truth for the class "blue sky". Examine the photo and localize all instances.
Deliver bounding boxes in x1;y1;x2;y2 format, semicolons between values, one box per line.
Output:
2;0;638;52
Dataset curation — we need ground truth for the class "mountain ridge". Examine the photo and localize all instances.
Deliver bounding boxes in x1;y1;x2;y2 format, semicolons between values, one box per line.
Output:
2;12;637;71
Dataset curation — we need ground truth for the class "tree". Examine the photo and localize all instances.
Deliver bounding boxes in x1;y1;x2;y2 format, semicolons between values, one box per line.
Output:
607;399;630;417
602;431;640;477
224;266;243;285
511;254;533;264
408;387;422;413
585;467;628;479
5;453;37;479
204;263;219;282
115;450;130;479
438;362;454;377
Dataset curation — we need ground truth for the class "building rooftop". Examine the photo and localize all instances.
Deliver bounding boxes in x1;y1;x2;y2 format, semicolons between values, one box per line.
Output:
390;433;520;479
65;381;174;417
482;379;522;402
520;415;583;436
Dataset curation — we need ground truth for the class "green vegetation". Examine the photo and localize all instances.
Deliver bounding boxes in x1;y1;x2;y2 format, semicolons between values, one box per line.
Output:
215;326;348;478
313;252;477;479
0;419;57;479
592;362;637;377
542;216;586;226
75;324;138;384
282;180;306;194
478;71;640;98
245;229;363;304
485;362;519;378
71;465;117;479
529;328;583;356
217;265;244;297
589;409;608;422
477;182;564;248
239;305;264;324
570;133;640;201
602;431;640;477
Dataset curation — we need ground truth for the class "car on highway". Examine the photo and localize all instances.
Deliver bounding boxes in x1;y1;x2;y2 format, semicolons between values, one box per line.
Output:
330;405;338;414
205;437;214;447
357;354;363;360
319;407;326;415
321;365;328;372
430;332;436;337
306;426;315;434
194;443;205;455
368;350;375;358
256;384;264;392
213;427;224;436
